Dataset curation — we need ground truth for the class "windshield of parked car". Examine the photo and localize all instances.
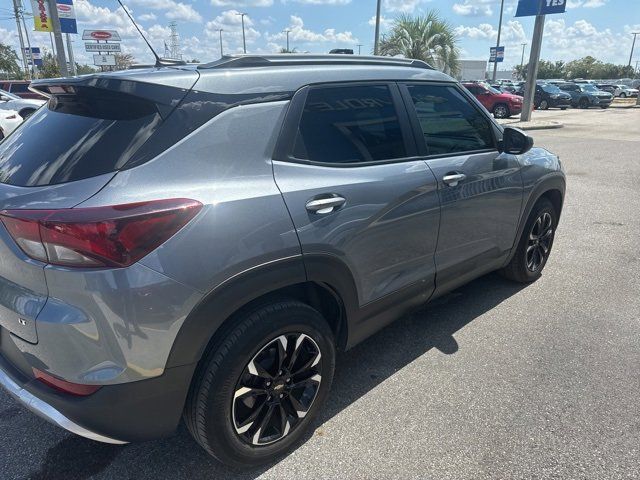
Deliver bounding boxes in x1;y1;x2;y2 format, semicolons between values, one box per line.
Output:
541;84;561;93
580;84;599;92
0;89;20;100
485;85;501;94
618;85;629;90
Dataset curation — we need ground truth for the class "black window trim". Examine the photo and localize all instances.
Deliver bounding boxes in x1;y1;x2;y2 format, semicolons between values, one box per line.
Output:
398;80;500;160
273;80;421;168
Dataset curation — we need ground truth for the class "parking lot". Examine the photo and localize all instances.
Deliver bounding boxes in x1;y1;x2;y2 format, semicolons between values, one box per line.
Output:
1;107;639;480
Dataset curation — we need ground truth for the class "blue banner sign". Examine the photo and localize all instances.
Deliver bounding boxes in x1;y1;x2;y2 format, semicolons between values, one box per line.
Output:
490;46;505;63
57;0;77;34
515;0;566;17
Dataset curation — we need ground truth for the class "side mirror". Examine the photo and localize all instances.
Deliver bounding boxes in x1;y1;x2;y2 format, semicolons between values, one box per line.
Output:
500;126;533;155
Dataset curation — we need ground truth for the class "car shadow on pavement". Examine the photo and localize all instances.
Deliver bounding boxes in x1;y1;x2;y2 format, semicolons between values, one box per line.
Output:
24;272;527;480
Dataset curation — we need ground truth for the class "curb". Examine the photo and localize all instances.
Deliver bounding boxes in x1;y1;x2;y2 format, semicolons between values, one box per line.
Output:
500;121;564;131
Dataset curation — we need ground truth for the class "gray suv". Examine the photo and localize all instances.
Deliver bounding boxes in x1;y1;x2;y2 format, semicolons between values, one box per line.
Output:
0;55;564;467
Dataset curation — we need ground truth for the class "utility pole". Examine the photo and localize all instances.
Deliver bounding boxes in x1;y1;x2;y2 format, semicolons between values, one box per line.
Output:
237;13;247;54
492;0;505;82
48;0;69;76
218;29;223;57
65;33;76;75
283;29;291;52
11;0;29;78
520;43;527;78
357;44;363;55
521;15;545;122
373;0;381;55
629;32;639;67
19;1;34;78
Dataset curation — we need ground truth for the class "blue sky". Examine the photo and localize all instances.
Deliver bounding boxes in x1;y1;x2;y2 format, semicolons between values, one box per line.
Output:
1;0;638;69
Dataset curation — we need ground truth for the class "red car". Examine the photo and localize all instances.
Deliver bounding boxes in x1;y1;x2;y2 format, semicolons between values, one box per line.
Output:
0;81;48;100
462;82;523;118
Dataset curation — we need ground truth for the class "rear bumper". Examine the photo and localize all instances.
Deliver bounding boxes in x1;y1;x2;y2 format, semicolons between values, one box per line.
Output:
0;345;196;443
510;104;523;114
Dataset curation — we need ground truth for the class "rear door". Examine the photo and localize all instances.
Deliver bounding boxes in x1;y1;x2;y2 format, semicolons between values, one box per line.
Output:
273;82;440;306
400;82;523;294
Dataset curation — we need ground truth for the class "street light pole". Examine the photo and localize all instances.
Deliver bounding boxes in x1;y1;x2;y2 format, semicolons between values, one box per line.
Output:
11;0;29;78
357;44;363;55
520;42;527;78
218;29;223;57
283;29;291;52
492;0;505;82
47;0;69;76
521;14;545;122
373;0;381;55
629;32;639;67
237;13;247;54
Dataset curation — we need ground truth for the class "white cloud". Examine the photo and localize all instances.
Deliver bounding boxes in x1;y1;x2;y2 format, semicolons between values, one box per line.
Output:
267;15;357;46
138;13;157;21
204;10;261;54
368;15;392;30
289;0;351;4
567;0;608;7
383;0;428;13
128;0;203;23
211;0;273;6
453;0;493;17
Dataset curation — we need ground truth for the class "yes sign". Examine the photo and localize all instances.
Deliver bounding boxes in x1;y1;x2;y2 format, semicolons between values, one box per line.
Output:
515;0;567;17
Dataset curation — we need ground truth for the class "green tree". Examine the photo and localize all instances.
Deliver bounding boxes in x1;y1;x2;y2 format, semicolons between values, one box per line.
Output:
39;51;61;78
279;47;298;54
75;63;96;75
114;53;134;71
379;12;460;75
0;43;22;78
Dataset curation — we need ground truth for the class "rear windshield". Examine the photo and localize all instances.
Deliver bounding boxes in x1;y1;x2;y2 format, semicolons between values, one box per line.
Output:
0;87;161;186
541;84;561;93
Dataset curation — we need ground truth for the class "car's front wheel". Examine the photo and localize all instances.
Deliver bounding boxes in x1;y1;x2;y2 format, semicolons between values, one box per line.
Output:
184;299;336;468
579;97;590;109
501;198;557;283
539;99;549;110
620;92;626;98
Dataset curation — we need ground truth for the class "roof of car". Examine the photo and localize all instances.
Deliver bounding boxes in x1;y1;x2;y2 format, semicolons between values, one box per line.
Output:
32;54;456;96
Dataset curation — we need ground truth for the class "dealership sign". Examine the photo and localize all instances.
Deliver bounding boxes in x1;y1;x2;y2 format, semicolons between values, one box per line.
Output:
57;0;77;34
30;0;77;33
490;46;505;63
23;47;43;67
94;54;116;66
30;0;52;32
515;0;566;17
82;30;122;41
85;43;121;52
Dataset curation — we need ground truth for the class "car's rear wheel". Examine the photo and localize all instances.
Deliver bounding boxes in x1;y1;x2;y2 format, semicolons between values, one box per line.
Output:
560;107;568;110
620;92;626;98
493;103;510;118
501;198;557;283
539;99;549;110
579;97;589;109
184;299;336;468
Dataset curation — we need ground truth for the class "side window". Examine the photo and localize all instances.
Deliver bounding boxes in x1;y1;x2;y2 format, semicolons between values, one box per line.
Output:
10;83;29;93
292;84;408;164
405;84;495;156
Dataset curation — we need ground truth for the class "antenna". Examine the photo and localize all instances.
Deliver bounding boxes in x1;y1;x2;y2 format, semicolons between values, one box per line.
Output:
115;0;185;67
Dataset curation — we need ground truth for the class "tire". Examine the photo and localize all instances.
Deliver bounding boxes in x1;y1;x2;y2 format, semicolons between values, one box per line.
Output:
579;97;589;109
560;107;568;110
184;299;336;468
620;92;626;98
539;99;549;110
19;108;35;119
600;105;609;109
493;103;510;119
500;198;557;283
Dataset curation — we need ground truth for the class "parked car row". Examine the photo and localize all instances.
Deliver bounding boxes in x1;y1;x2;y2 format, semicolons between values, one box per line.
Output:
0;110;23;140
0;80;48;100
462;79;620;116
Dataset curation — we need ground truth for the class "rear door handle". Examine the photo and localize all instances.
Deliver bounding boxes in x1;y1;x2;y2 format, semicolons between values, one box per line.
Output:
442;173;466;187
305;196;346;214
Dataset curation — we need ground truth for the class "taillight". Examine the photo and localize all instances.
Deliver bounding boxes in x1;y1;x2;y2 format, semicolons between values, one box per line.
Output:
0;198;202;268
33;368;101;396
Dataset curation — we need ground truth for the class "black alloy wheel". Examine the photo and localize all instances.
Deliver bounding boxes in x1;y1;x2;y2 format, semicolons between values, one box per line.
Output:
493;104;509;118
232;333;322;446
525;212;553;272
539;99;549;110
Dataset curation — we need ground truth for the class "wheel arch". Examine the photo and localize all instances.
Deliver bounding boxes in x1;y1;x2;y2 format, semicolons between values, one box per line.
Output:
504;175;565;267
165;255;357;370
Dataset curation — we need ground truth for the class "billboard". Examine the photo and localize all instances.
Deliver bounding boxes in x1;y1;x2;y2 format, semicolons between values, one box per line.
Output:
490;46;505;63
82;30;122;41
23;47;43;67
85;43;121;52
31;0;52;32
94;54;116;66
57;0;77;34
515;0;567;17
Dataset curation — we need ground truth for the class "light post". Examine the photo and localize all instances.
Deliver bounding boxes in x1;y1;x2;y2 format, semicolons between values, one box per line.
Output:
629;32;639;67
492;0;505;82
237;13;247;54
373;0;381;55
520;43;527;79
283;29;291;52
357;44;363;55
218;29;223;57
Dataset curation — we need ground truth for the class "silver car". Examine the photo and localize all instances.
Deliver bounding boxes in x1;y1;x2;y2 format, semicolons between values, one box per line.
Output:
0;88;45;118
0;55;565;467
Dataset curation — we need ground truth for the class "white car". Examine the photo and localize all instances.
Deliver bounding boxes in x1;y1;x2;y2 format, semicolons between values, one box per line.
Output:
616;85;639;98
0;89;45;118
0;109;23;140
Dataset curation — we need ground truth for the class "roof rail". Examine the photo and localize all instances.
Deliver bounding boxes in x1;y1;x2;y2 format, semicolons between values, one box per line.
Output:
198;54;434;71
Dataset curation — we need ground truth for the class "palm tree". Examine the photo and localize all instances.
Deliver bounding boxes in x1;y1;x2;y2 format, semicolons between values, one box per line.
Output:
379;12;460;76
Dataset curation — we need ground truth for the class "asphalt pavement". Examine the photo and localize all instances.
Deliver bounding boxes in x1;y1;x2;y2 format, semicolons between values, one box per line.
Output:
1;107;639;480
